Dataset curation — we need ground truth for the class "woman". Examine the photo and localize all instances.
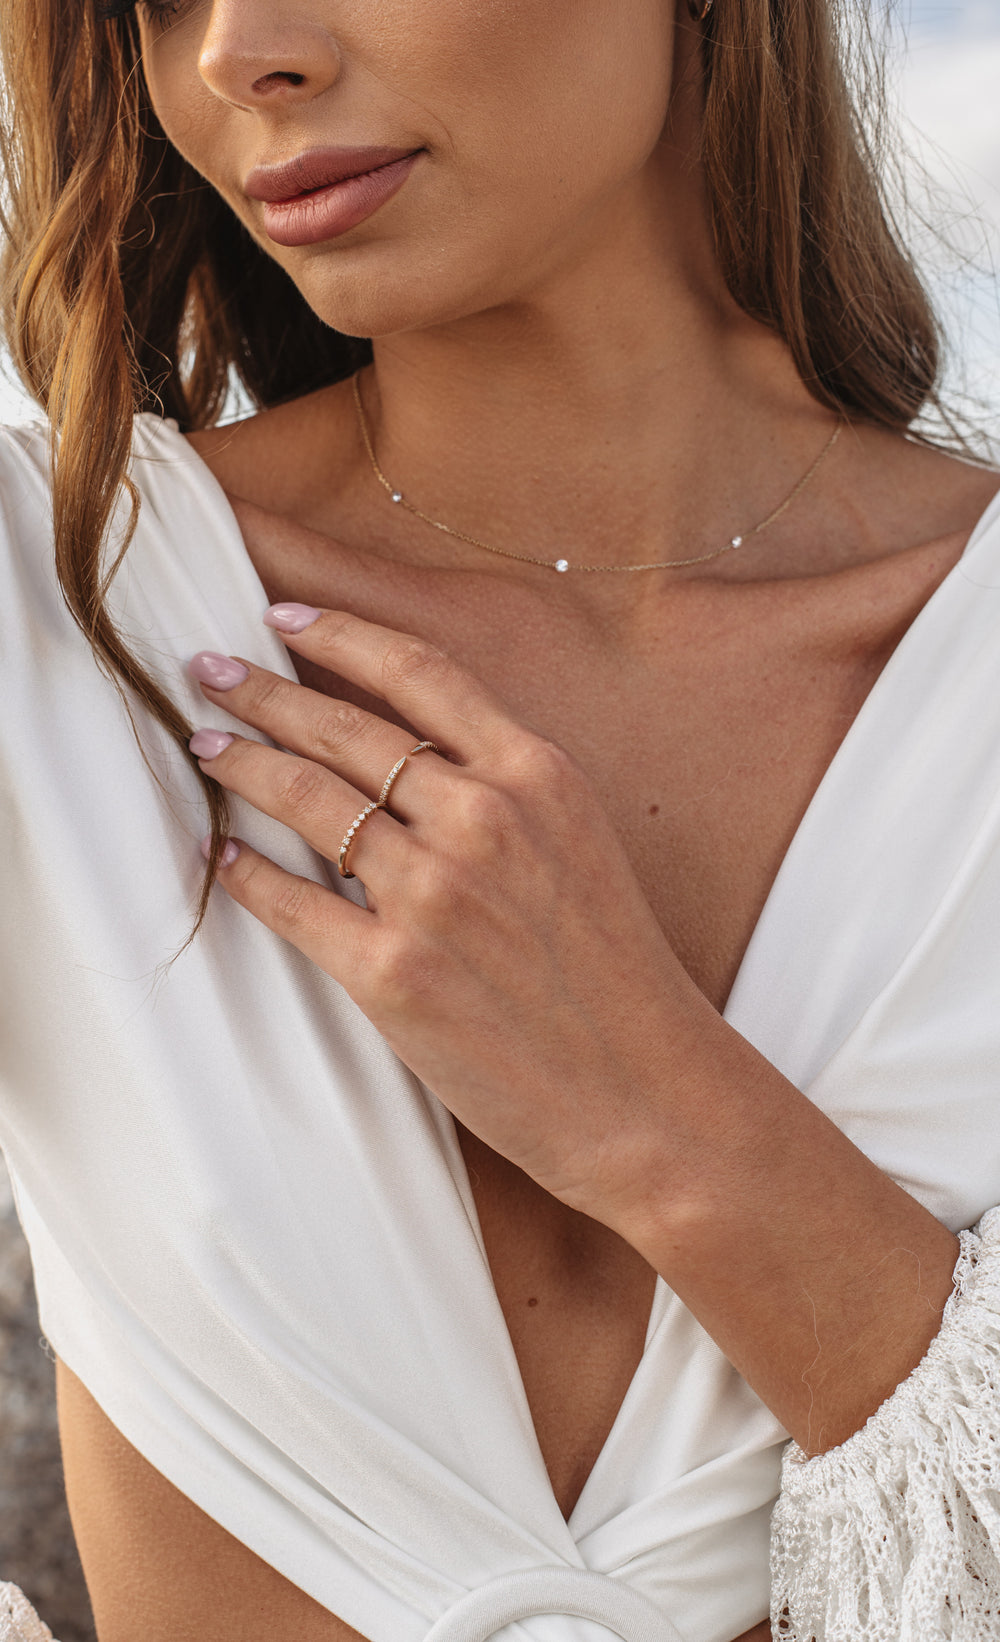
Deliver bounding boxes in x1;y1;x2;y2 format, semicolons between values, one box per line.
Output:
0;0;998;1638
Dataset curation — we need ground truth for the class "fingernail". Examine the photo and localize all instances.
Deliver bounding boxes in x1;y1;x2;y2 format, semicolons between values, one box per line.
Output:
188;652;250;690
263;603;321;634
200;834;241;867
189;729;234;759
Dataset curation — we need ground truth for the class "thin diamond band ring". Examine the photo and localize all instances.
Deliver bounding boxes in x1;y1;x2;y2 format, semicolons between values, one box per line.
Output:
337;741;439;879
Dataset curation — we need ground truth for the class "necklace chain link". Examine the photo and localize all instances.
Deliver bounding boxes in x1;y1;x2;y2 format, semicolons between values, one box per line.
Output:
353;371;842;575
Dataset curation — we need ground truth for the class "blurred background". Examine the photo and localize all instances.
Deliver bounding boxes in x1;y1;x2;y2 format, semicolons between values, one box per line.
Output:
895;1;1000;426
1;4;998;1638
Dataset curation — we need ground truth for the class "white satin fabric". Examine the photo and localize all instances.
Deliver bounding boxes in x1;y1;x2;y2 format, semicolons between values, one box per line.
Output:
0;415;998;1642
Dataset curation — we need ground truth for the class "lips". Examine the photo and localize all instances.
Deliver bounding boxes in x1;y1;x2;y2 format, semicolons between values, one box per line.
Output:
244;145;424;247
245;146;421;204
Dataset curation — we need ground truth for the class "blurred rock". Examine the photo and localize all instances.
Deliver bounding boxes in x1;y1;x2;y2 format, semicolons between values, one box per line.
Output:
0;1156;96;1642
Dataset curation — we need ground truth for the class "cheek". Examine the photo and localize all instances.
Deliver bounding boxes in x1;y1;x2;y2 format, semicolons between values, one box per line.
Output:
399;3;677;301
139;21;225;176
418;0;677;197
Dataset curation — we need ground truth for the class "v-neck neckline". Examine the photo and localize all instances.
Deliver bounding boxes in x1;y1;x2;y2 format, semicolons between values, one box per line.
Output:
722;482;1000;1076
164;409;1000;1067
152;416;1000;1534
575;480;1000;1528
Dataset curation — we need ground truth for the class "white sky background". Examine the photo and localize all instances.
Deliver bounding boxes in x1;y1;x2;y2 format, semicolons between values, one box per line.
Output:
0;2;997;430
894;1;1000;435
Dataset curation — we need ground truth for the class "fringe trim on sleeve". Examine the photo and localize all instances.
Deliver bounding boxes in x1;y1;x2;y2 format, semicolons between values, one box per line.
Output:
0;1586;56;1642
771;1207;1000;1641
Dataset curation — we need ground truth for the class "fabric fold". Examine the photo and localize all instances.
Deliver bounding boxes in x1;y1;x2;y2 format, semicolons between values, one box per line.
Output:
2;416;1000;1642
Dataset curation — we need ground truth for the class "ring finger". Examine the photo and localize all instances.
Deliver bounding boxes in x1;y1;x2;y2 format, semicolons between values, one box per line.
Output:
189;731;414;887
188;650;452;823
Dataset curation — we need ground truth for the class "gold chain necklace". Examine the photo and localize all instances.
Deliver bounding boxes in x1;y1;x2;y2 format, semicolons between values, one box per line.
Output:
352;372;842;575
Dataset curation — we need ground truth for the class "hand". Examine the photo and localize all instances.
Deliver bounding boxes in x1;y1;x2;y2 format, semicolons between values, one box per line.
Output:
187;603;721;1228
188;603;962;1454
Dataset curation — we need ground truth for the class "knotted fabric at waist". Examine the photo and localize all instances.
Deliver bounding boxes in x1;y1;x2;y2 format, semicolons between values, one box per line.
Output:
424;1567;684;1641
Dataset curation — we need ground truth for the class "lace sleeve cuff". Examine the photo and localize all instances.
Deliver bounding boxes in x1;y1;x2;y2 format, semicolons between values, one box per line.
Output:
0;1586;56;1642
771;1206;1000;1641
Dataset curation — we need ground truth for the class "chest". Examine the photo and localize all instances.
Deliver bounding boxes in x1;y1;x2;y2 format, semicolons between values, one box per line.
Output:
281;564;906;1009
239;508;949;1519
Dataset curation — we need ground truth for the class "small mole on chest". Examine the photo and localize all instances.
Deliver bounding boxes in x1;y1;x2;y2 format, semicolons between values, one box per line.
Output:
648;803;660;816
526;1296;539;1308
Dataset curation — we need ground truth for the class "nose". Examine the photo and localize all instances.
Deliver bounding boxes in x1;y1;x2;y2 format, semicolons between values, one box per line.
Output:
196;0;341;112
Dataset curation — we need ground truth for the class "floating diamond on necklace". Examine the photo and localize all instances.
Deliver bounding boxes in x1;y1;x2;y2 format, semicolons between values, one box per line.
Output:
352;372;842;575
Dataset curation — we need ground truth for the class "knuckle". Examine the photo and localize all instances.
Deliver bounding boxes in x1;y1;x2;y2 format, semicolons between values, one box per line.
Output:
249;671;288;716
232;852;268;903
367;933;414;1001
269;875;313;930
369;931;437;1005
451;778;521;855
314;699;367;760
406;846;456;919
378;636;445;693
506;731;577;788
318;611;355;646
275;758;326;815
456;777;517;829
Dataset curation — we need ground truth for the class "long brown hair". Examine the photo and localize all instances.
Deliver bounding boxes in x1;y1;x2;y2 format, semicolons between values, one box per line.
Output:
0;0;963;936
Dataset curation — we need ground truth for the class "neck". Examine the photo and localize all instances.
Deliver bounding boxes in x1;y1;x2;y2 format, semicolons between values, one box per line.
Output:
362;298;836;584
354;91;838;583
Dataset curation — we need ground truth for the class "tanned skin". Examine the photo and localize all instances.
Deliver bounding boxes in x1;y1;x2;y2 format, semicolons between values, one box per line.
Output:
55;0;999;1638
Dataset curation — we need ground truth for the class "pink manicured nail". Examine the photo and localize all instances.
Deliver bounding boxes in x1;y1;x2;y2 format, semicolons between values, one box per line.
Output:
189;729;234;759
188;652;250;690
200;834;241;867
263;603;321;634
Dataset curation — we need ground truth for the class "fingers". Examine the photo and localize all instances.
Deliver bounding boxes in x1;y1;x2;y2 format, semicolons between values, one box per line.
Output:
189;652;445;821
205;837;371;970
188;606;526;899
191;733;411;887
263;607;516;763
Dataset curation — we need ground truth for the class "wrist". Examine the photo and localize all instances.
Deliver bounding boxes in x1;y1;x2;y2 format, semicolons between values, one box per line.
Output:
582;1020;961;1452
571;1003;768;1246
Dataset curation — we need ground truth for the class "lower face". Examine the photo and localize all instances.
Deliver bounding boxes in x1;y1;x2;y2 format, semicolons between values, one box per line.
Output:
137;0;681;339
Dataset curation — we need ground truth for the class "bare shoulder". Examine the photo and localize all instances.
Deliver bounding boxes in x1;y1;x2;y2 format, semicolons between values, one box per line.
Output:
185;378;358;523
843;422;1000;559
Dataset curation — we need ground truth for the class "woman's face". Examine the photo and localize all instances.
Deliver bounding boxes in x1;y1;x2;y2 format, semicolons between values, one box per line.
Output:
138;0;685;338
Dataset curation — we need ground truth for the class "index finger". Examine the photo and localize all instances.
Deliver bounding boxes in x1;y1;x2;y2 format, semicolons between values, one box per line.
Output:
262;604;517;763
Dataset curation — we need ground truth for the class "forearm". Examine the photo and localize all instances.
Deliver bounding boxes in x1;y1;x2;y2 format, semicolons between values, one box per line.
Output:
189;605;964;1458
602;1008;960;1454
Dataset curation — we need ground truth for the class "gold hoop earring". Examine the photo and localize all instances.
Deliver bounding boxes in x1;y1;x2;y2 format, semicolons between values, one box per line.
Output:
687;0;714;18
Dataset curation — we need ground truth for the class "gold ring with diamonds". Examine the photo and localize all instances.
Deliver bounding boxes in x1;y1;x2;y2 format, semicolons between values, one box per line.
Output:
337;741;440;879
376;740;438;810
337;800;381;879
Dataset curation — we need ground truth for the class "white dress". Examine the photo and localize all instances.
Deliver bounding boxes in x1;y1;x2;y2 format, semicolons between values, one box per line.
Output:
0;415;998;1642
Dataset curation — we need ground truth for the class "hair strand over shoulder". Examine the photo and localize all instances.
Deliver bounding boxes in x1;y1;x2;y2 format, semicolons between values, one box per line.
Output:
0;0;976;938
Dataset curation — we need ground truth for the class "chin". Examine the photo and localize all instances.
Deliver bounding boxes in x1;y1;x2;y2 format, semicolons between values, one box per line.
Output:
274;233;533;342
237;158;582;340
